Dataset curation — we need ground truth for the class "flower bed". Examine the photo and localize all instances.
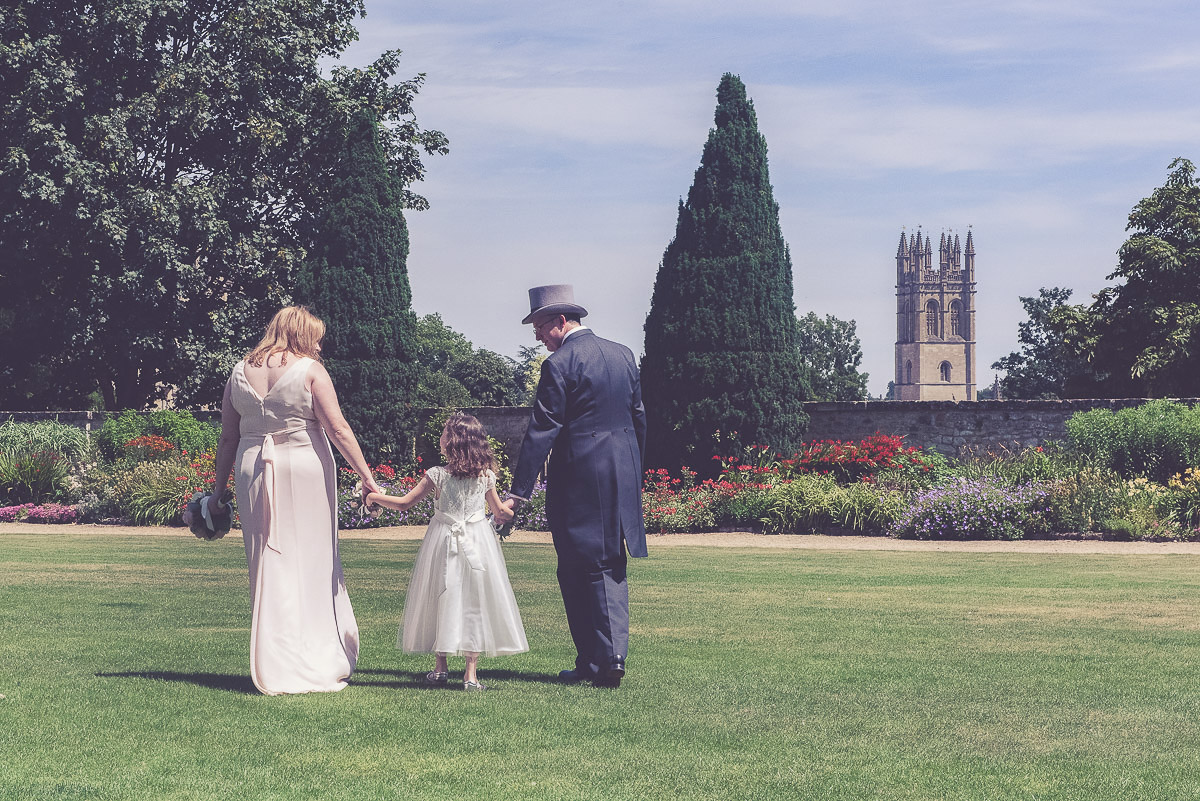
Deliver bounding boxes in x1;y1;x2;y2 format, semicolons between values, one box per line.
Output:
13;404;1200;541
0;503;79;524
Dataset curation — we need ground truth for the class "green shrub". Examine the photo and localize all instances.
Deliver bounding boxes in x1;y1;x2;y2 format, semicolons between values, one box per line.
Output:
643;473;717;533
714;482;774;528
488;436;513;494
1167;467;1200;528
829;482;906;532
1066;400;1200;483
123;435;177;463
146;410;220;457
760;474;844;534
1040;467;1127;534
0;419;88;462
96;411;149;461
0;449;72;504
116;457;197;525
955;442;1078;485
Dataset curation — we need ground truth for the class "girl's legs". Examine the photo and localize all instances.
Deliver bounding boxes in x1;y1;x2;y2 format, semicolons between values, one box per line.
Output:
463;653;479;684
424;652;450;686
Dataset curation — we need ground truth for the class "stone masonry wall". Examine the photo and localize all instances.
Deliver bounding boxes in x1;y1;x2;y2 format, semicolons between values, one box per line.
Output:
800;398;1200;457
469;398;1200;459
9;399;1200;462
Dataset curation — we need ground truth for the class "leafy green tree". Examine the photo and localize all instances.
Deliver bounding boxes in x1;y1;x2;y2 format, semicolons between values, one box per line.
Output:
0;1;446;410
512;345;547;406
294;110;418;463
642;74;809;474
411;314;523;409
796;312;868;402
992;288;1101;399
1087;157;1200;396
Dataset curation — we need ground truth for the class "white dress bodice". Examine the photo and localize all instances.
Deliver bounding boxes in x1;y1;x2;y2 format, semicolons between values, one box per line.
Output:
427;466;495;521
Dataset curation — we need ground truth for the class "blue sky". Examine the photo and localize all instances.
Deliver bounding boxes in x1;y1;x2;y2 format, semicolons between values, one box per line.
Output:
336;1;1200;395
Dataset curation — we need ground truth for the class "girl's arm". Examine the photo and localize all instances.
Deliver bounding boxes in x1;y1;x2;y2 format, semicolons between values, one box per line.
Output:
486;487;514;523
367;474;434;512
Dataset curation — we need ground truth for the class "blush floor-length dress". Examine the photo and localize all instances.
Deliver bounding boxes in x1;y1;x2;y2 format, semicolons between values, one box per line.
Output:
230;356;359;695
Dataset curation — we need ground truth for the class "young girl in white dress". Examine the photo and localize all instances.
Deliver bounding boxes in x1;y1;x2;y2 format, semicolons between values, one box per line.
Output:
366;413;528;690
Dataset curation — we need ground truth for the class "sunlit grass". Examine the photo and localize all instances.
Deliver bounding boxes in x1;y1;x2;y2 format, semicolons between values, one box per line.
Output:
1;533;1199;800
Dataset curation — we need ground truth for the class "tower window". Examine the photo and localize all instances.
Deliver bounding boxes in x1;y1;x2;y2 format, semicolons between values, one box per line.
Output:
905;360;912;384
940;362;952;382
925;300;939;337
950;300;962;337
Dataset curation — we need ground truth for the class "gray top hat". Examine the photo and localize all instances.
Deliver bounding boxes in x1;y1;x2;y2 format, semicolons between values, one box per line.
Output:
522;284;589;325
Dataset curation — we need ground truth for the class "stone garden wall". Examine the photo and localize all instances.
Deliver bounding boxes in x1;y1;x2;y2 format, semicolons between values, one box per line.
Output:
9;398;1200;461
469;398;1200;459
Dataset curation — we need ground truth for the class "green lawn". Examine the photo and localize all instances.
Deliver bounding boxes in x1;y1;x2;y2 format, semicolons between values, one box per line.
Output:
1;533;1199;801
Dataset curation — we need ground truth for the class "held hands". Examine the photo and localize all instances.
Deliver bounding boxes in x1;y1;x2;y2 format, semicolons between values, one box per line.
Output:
362;475;384;497
491;498;518;540
493;498;516;525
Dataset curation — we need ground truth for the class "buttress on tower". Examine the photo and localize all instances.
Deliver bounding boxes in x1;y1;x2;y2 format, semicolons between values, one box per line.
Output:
894;228;976;401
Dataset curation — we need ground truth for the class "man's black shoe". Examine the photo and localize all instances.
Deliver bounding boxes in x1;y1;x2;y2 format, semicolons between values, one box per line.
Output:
607;658;625;679
558;668;588;683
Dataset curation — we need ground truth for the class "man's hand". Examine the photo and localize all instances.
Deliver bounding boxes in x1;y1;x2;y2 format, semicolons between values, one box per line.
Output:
494;498;516;524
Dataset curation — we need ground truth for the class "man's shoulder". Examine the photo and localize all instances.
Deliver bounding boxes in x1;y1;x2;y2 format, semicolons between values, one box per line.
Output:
561;329;632;356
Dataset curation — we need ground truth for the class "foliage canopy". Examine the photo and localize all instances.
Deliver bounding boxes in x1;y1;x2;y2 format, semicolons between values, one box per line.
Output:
0;0;446;410
996;158;1200;399
796;312;868;402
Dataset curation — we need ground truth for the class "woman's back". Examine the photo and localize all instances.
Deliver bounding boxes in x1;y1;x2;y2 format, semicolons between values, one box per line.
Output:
230;355;315;436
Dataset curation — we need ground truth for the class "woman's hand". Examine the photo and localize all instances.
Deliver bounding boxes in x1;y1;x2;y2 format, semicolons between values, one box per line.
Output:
206;492;225;518
362;476;384;497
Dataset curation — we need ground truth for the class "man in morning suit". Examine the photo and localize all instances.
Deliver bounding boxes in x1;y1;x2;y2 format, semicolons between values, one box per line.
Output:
505;284;648;688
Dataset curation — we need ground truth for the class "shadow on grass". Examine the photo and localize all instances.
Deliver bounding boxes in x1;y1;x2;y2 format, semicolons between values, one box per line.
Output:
351;668;565;688
96;671;257;694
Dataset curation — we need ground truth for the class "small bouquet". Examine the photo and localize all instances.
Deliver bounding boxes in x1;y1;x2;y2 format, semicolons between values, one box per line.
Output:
345;481;385;522
491;517;514;541
183;490;233;541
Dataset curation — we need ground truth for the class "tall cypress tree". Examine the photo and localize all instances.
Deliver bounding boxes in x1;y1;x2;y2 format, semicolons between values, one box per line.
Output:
642;74;809;474
295;110;418;464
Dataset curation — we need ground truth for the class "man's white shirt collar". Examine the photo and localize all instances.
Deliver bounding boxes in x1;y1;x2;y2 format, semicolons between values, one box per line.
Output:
562;325;589;342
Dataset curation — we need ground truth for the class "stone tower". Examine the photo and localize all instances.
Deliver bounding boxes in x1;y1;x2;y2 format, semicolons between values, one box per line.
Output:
894;228;976;401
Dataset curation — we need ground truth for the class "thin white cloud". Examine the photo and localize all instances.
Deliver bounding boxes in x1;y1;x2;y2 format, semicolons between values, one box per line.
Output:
755;85;1200;172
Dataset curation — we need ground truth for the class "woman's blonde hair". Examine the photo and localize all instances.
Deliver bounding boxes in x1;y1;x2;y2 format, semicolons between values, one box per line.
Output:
441;413;497;479
245;306;326;367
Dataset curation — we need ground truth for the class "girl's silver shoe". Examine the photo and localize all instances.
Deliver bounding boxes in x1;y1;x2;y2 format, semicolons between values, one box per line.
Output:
423;671;449;687
462;679;487;691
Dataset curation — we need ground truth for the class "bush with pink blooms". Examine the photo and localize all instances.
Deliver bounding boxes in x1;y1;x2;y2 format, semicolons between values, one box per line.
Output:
0;503;79;523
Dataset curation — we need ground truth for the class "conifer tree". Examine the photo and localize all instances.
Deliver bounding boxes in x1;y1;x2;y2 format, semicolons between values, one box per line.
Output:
295;110;418;464
642;74;809;474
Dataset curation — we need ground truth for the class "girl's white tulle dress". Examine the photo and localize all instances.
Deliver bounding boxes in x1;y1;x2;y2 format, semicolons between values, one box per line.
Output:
400;466;528;657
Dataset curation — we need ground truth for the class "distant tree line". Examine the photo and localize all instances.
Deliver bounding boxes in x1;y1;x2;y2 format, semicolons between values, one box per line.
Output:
995;158;1200;399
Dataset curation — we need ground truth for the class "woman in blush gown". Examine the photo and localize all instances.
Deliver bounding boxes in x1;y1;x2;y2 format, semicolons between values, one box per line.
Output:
207;306;382;695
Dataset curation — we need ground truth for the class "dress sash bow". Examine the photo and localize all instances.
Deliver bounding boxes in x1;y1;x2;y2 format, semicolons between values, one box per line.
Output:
251;424;318;555
433;510;487;573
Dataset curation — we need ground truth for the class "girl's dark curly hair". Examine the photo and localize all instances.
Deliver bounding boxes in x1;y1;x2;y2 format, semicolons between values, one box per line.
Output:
441;413;497;479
